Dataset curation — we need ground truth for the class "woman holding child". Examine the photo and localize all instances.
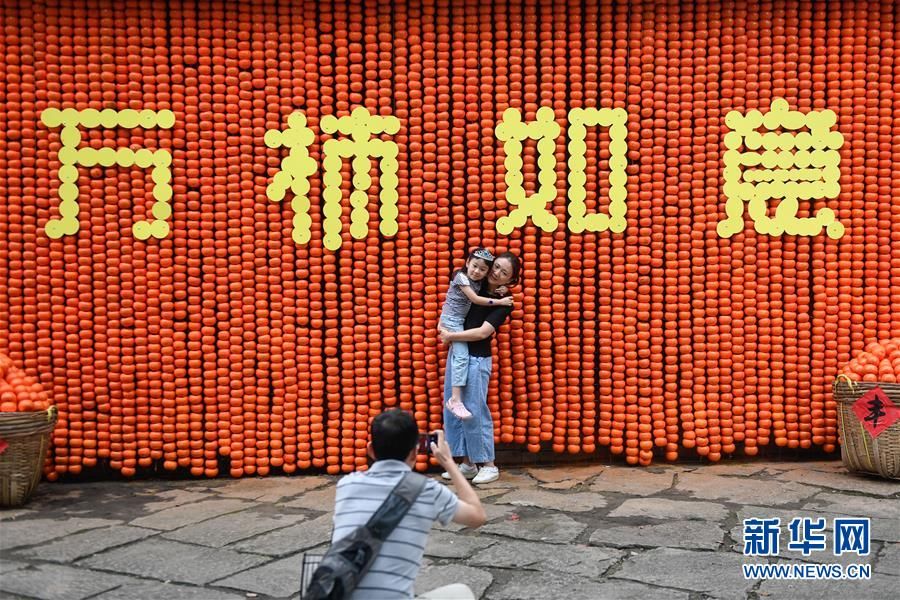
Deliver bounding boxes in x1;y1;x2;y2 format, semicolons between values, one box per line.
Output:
437;251;521;485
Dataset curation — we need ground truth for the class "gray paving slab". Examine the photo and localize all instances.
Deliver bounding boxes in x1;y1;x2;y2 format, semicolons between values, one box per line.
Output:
589;468;675;496
609;497;729;521
493;488;607;512
486;572;685;600
773;468;900;497
613;547;757;600
0;563;133;600
480;511;586;543
280;485;336;510
416;564;493;599
802;491;900;519
92;581;247;600
214;475;331;502
589;519;726;550
675;471;820;505
77;538;269;585
469;540;623;579
14;525;157;562
0;517;120;551
876;542;900;576
212;551;305;598
162;509;307;548
138;489;216;512
129;498;251;531
230;513;334;556
0;558;28;575
525;464;606;483
755;564;899;600
424;529;497;558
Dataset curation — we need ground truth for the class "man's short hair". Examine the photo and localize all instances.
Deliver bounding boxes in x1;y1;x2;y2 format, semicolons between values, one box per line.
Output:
371;409;419;461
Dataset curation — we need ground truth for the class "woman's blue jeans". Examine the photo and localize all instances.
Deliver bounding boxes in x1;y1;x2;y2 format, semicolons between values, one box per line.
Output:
443;351;494;463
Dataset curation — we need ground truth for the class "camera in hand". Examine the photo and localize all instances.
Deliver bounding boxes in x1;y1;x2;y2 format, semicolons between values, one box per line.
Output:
417;432;438;454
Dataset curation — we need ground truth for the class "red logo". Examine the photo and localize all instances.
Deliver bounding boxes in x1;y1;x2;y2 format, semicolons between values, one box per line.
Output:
852;388;900;438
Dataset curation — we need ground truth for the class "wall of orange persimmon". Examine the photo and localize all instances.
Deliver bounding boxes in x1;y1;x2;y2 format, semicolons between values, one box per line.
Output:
0;0;898;478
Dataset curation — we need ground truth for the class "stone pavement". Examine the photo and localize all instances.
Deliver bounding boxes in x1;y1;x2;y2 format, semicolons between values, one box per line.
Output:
1;460;897;599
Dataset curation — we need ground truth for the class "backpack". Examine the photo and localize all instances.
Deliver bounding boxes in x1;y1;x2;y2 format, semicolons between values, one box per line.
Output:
304;471;428;600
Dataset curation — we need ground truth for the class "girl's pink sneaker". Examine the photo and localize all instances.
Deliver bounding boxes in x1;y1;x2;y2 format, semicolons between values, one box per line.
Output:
446;399;473;420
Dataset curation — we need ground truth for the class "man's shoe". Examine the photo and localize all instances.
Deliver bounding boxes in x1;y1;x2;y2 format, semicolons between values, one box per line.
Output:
441;463;478;481
472;466;499;484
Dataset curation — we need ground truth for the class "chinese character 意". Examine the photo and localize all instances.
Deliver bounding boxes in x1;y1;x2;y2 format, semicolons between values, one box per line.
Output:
834;518;871;557
743;517;781;556
717;98;845;240
787;517;827;556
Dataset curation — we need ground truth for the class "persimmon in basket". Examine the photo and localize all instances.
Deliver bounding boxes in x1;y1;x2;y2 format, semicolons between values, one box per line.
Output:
838;339;900;383
0;353;51;412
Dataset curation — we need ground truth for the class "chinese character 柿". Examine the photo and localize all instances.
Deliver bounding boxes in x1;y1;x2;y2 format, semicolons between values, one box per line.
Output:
717;98;845;240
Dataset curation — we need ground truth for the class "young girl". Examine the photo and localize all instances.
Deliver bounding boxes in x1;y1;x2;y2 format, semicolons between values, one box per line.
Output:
441;248;513;419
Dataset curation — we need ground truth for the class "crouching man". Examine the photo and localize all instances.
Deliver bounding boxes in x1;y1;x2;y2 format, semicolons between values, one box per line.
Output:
331;409;487;599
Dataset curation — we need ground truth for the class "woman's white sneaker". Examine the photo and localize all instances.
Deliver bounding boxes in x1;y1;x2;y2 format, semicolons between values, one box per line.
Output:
441;463;478;480
472;466;499;484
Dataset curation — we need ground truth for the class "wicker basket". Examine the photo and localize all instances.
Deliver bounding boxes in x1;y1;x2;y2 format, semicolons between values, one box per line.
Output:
0;406;58;507
833;378;900;480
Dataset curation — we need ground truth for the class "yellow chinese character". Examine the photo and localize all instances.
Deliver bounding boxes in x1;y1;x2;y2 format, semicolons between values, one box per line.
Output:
320;107;400;251
567;107;629;233
40;108;175;240
495;107;561;234
264;111;317;245
717;98;845;239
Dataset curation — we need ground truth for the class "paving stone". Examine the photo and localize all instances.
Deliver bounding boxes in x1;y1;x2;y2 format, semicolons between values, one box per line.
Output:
0;563;132;600
613;547;756;599
213;552;305;598
163;510;307;547
16;525;157;562
803;491;900;519
434;503;513;533
215;475;331;503
675;472;819;505
469;540;623;579
231;513;334;556
480;512;586;543
773;468;900;497
280;485;336;510
538;478;583;490
525;464;606;483
0;558;27;575
589;520;726;550
680;461;770;476
494;488;607;512
93;581;247;600
609;498;728;521
0;517;120;551
415;564;493;599
0;508;34;521
589;469;675;496
139;489;215;512
471;471;535;489
129;498;250;531
78;538;268;585
755;566;899;600
424;530;497;558
487;572;685;600
877;542;900;576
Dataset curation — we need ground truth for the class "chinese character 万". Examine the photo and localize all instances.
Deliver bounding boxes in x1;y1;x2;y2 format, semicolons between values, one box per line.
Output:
743;517;781;556
717;98;845;240
834;518;871;557
787;517;827;555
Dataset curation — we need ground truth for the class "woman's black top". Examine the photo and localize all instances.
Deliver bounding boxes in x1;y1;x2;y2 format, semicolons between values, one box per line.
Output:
463;300;513;358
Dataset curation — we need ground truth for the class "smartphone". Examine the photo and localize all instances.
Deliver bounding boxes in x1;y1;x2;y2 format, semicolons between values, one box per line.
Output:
417;432;439;454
